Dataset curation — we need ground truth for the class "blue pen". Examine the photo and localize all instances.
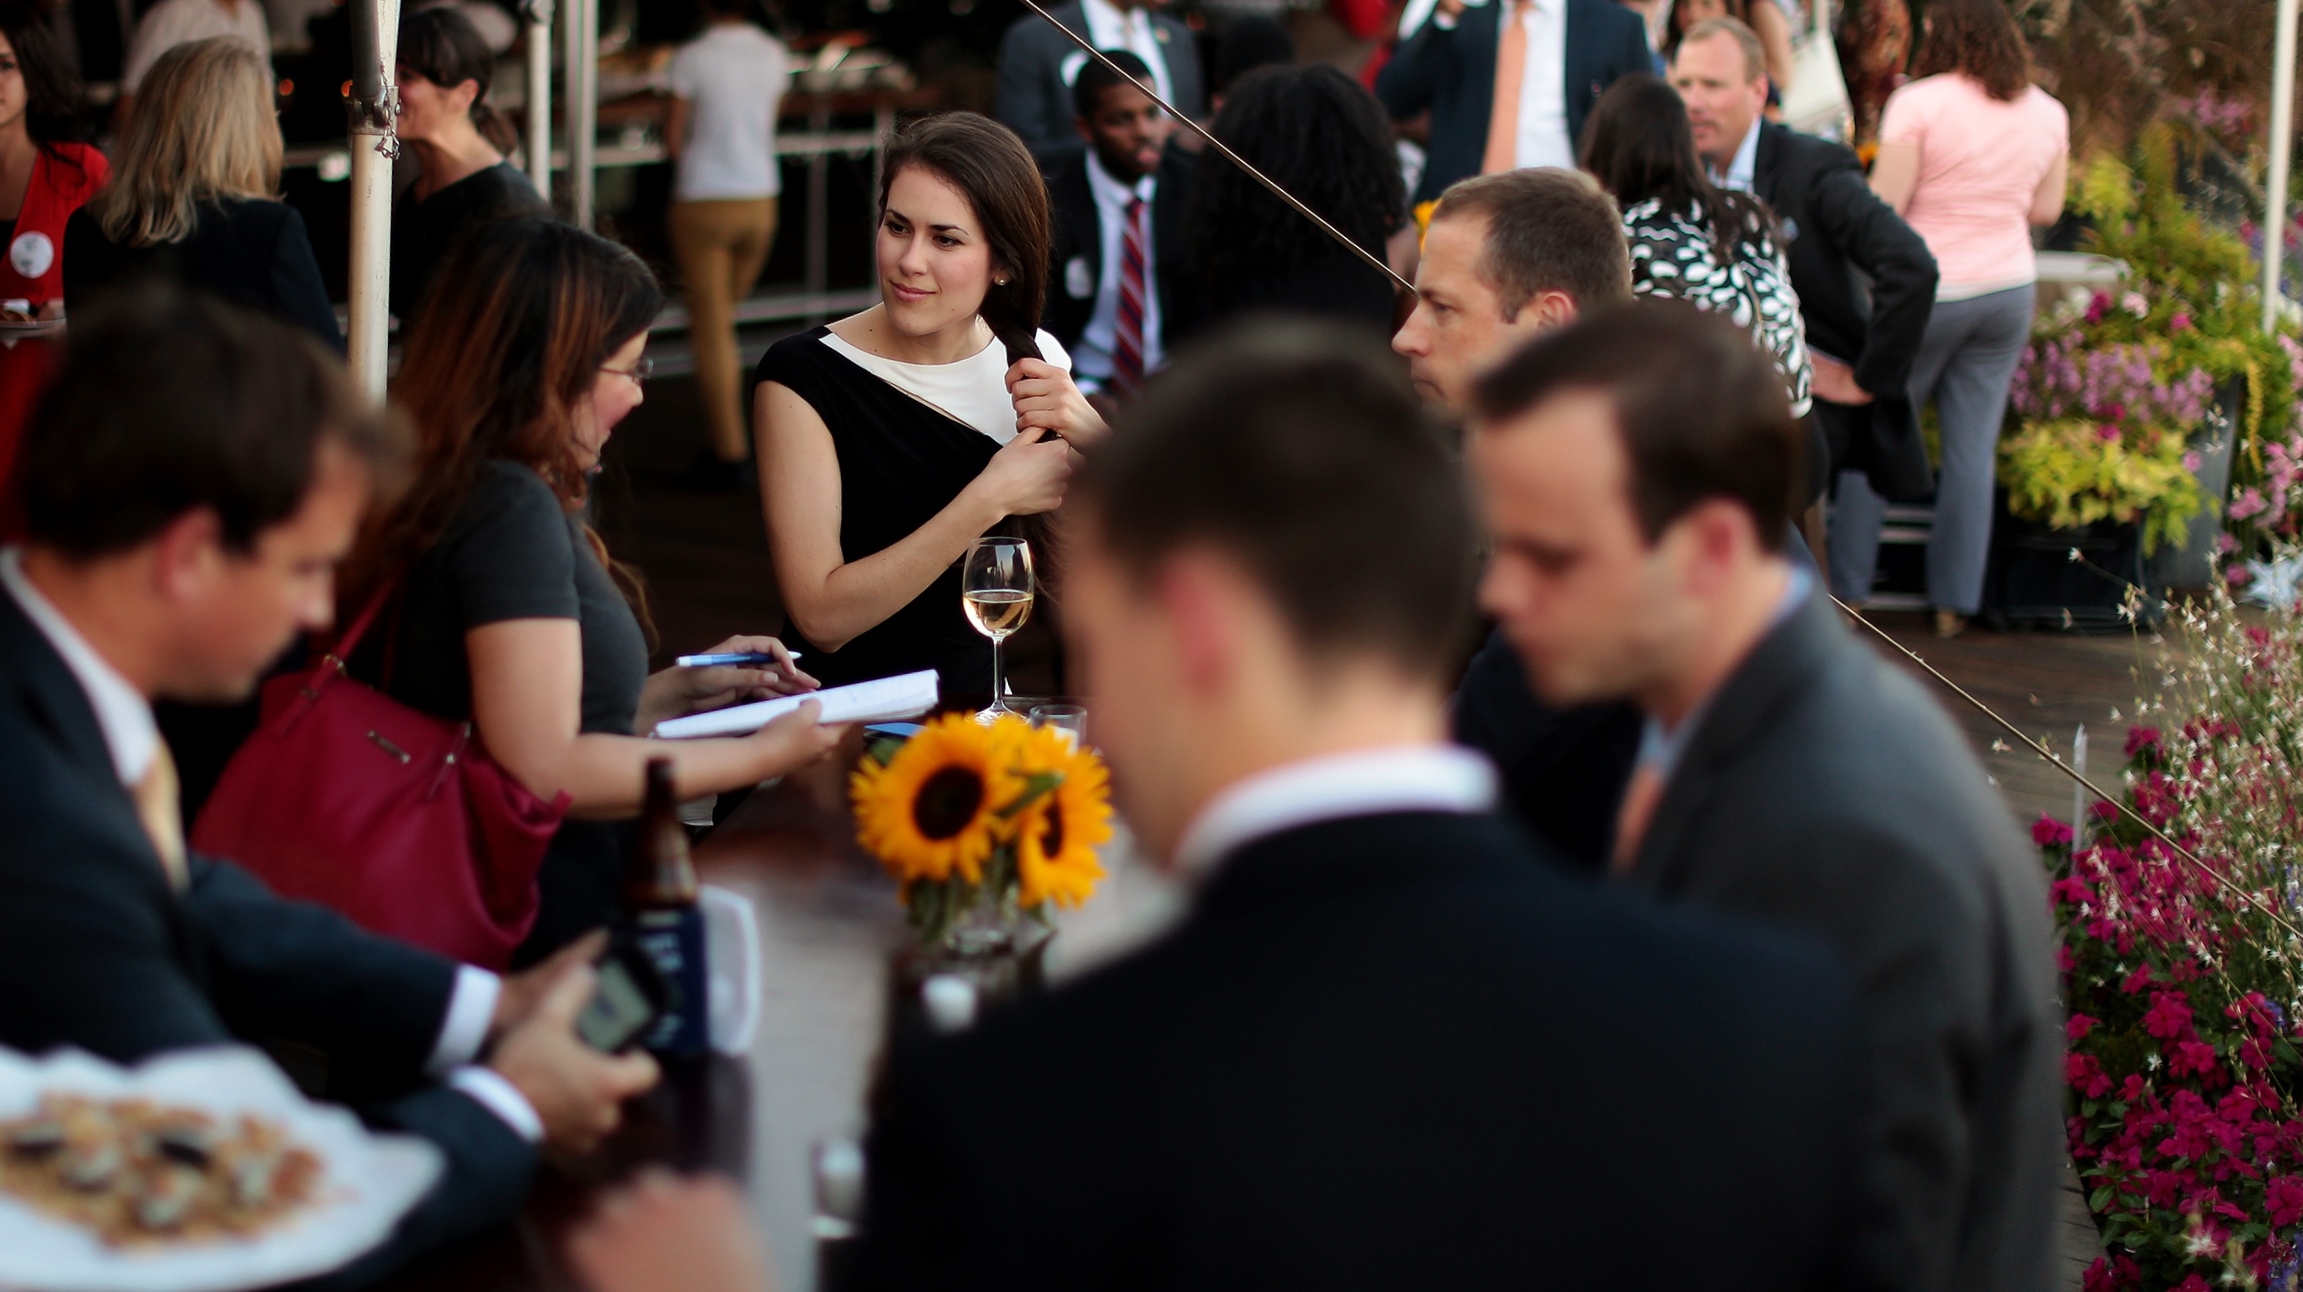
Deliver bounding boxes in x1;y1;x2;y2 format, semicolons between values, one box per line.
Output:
675;651;803;668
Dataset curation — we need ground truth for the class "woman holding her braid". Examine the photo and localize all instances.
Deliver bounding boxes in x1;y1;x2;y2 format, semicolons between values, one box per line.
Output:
753;112;1106;696
341;218;839;964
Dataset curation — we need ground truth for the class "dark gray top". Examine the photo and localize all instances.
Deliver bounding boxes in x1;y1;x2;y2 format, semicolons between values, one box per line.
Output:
390;161;549;322
1624;591;2064;1292
351;460;646;737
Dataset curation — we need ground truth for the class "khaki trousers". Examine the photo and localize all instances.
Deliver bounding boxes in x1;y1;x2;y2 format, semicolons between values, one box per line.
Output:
670;196;779;461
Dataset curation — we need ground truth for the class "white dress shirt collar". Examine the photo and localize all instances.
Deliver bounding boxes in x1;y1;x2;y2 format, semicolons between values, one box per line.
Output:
0;547;159;786
1716;116;1761;193
1078;0;1173;106
1174;743;1498;878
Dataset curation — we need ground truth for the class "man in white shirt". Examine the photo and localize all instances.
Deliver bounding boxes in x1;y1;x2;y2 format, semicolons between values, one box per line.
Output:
0;291;656;1281
995;0;1204;168
1042;50;1191;397
116;0;272;126
1375;0;1650;203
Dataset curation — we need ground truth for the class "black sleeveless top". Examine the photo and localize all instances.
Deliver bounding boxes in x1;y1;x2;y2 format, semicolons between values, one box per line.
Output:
754;328;997;695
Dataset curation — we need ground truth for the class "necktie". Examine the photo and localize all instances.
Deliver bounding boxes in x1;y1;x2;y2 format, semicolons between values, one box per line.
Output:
1610;761;1665;872
1111;195;1149;396
131;742;190;893
1481;0;1530;175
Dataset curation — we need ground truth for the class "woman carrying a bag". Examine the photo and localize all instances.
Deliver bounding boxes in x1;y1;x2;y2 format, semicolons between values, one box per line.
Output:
338;217;840;965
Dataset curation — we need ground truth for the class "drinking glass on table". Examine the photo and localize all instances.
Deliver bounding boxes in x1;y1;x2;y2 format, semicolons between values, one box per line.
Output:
1029;703;1086;748
962;537;1035;721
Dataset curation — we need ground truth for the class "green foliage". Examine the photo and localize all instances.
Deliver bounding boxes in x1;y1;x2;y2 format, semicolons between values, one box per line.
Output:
1999;417;2205;551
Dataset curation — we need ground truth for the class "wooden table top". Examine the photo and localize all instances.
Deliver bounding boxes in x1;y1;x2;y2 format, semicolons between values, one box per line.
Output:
377;727;1179;1292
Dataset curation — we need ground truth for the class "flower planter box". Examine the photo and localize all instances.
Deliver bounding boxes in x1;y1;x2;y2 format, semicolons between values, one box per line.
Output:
2148;377;2245;591
1982;494;2166;632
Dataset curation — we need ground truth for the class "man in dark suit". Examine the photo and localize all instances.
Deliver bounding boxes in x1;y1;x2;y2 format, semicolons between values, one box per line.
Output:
567;322;1882;1292
1391;167;1643;868
1674;17;1938;509
995;0;1204;169
1467;303;2063;1292
0;291;659;1286
1375;0;1650;205
1041;50;1195;396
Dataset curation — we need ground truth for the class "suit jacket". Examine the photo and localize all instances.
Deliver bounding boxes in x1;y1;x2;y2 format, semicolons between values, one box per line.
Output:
0;590;534;1288
1750;122;1939;500
1041;147;1198;360
1374;0;1651;204
860;810;1876;1290
995;1;1206;170
1451;628;1641;870
64;198;344;354
1624;592;2063;1292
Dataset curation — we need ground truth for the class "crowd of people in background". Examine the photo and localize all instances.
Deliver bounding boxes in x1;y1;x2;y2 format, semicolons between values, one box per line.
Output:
0;0;2088;1284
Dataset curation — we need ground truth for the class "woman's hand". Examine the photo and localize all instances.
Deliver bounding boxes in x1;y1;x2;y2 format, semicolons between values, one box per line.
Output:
968;425;1075;518
741;702;847;782
1008;359;1109;448
636;635;818;733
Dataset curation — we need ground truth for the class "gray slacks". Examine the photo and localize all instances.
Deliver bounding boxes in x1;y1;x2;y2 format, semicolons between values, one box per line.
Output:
1828;285;2035;612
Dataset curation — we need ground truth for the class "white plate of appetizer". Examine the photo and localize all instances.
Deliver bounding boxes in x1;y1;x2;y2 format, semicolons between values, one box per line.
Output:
0;1046;442;1292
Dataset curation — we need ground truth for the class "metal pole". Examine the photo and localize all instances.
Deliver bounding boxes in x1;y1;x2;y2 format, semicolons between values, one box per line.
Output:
2265;0;2297;333
561;0;595;228
522;0;552;196
345;0;402;399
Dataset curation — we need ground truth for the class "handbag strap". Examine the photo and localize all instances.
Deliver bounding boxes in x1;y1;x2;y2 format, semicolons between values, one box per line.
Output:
317;578;402;674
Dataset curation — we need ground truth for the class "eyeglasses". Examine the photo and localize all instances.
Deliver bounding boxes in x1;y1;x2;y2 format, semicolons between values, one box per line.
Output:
602;356;655;385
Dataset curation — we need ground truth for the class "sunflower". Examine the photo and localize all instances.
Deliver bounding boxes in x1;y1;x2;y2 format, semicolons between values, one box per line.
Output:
1007;724;1113;910
851;714;1016;885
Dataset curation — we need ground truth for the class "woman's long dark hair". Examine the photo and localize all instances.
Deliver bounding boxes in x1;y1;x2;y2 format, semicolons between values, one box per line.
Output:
877;112;1051;366
399;6;519;154
1911;0;2032;101
1185;63;1403;284
1662;0;1752;60
1579;74;1777;268
0;0;91;156
343;217;664;637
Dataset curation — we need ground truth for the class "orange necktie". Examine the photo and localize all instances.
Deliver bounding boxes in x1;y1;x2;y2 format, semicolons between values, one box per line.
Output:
1610;761;1665;872
131;742;189;893
1482;0;1530;175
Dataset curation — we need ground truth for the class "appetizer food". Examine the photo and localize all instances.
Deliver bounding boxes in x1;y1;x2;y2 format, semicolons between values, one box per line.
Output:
0;1096;323;1246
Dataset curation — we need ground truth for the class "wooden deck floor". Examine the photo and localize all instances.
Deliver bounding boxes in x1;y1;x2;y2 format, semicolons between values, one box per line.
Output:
603;376;2127;1285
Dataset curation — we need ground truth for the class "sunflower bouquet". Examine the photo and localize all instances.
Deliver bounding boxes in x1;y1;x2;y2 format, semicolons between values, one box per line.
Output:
851;713;1113;948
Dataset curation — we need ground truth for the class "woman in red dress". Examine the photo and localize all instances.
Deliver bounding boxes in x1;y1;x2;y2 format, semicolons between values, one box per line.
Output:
0;0;108;516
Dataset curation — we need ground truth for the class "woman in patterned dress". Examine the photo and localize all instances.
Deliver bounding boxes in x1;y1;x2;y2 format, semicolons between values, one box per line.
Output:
1578;73;1812;417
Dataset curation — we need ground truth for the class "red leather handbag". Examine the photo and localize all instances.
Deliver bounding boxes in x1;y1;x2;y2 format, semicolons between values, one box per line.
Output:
190;586;570;970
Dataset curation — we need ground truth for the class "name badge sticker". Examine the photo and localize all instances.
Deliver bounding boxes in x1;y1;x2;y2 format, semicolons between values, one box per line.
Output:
8;231;54;281
1065;256;1094;299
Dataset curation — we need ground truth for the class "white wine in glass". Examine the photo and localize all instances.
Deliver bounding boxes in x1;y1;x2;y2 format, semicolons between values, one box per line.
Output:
961;538;1035;720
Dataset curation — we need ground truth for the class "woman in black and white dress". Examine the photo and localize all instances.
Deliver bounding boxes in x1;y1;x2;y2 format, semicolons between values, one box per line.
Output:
753;113;1106;695
1579;74;1812;419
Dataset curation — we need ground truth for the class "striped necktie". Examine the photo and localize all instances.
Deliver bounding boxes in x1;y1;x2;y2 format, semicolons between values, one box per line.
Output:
1482;0;1531;175
1111;195;1149;396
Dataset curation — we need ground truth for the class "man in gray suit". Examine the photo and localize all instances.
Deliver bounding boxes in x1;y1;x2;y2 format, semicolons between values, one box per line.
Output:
1464;302;2063;1292
996;0;1204;168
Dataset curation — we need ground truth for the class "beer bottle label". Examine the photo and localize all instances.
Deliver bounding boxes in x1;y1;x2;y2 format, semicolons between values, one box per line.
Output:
632;906;712;1056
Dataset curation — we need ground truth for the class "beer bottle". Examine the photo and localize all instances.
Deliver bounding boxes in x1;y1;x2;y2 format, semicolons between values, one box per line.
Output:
624;757;710;1056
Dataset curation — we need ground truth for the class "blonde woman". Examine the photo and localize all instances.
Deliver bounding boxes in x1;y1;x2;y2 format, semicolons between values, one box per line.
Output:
65;38;339;349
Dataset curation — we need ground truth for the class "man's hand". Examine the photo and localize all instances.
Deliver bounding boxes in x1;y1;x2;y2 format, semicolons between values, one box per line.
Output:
492;930;608;1046
1435;0;1466;18
568;1169;772;1292
1810;354;1875;407
488;964;660;1156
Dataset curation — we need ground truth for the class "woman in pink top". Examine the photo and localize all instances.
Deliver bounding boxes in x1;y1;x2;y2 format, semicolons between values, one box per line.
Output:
1826;0;2067;637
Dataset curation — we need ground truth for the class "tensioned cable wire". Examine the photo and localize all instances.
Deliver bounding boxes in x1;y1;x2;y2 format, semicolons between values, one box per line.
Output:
1014;0;1419;297
1832;594;2303;944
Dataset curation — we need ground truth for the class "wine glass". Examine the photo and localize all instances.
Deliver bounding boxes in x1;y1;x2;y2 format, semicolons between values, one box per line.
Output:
962;538;1035;721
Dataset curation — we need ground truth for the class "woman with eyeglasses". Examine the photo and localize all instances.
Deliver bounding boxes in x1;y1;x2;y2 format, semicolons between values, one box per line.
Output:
338;217;840;963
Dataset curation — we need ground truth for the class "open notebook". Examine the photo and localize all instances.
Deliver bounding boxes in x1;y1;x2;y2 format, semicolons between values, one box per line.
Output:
653;670;941;739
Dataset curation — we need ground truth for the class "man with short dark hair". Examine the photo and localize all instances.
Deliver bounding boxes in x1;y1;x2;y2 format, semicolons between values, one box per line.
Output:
1392;167;1643;867
0;291;659;1285
833;321;1874;1290
996;0;1203;169
1673;17;1939;510
1041;49;1195;397
1468;302;2063;1292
